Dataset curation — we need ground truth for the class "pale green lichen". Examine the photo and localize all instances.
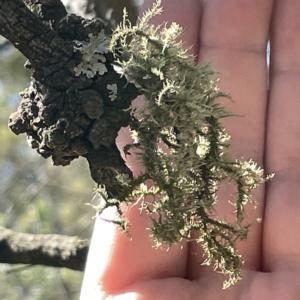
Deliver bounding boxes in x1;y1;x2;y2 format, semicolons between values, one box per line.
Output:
107;83;118;101
90;0;272;289
73;30;110;78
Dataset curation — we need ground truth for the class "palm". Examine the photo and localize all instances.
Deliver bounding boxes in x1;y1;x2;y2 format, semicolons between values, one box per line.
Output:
80;1;300;299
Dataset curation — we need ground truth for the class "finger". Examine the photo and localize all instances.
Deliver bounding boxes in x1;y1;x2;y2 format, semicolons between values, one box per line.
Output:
199;0;271;157
81;0;205;296
188;0;272;279
263;0;300;272
80;205;187;297
140;0;204;56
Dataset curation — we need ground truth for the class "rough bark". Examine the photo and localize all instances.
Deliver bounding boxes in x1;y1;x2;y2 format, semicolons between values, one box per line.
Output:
0;0;142;271
0;0;140;195
0;227;88;271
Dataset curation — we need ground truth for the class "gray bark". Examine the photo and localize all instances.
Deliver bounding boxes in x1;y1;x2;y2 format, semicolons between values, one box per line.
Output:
0;227;88;271
0;0;139;195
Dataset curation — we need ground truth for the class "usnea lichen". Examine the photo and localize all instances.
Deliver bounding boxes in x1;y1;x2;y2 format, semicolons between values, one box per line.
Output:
90;0;272;289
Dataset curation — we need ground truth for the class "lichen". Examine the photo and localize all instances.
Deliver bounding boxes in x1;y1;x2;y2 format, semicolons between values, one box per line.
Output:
73;30;110;78
107;83;118;101
88;0;273;289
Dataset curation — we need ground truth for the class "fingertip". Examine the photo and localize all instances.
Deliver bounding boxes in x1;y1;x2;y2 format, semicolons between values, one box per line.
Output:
80;208;119;297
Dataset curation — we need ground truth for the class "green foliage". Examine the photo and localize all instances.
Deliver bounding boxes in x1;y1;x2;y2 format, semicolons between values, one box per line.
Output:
92;0;272;288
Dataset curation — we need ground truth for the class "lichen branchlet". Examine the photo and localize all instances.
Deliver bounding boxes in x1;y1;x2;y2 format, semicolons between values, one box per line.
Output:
91;0;272;288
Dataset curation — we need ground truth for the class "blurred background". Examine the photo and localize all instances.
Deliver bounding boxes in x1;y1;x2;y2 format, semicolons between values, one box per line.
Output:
0;1;142;299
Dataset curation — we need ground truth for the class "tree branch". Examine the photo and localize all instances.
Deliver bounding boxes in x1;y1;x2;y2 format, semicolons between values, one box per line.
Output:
0;0;139;194
0;227;88;271
0;0;72;69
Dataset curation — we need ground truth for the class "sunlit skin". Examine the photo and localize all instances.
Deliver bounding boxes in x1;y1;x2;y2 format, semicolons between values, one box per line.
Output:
80;0;300;299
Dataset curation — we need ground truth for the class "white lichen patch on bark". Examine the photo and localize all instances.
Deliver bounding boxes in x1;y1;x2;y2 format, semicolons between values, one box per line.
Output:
73;30;110;78
107;83;118;101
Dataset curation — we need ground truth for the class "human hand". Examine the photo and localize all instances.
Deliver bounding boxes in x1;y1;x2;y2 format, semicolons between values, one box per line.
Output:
80;0;300;299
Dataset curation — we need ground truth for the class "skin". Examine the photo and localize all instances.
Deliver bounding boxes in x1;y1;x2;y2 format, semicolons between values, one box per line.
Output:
80;0;300;299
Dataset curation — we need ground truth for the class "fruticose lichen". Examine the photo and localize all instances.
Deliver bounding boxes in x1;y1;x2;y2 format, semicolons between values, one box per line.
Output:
90;0;271;288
